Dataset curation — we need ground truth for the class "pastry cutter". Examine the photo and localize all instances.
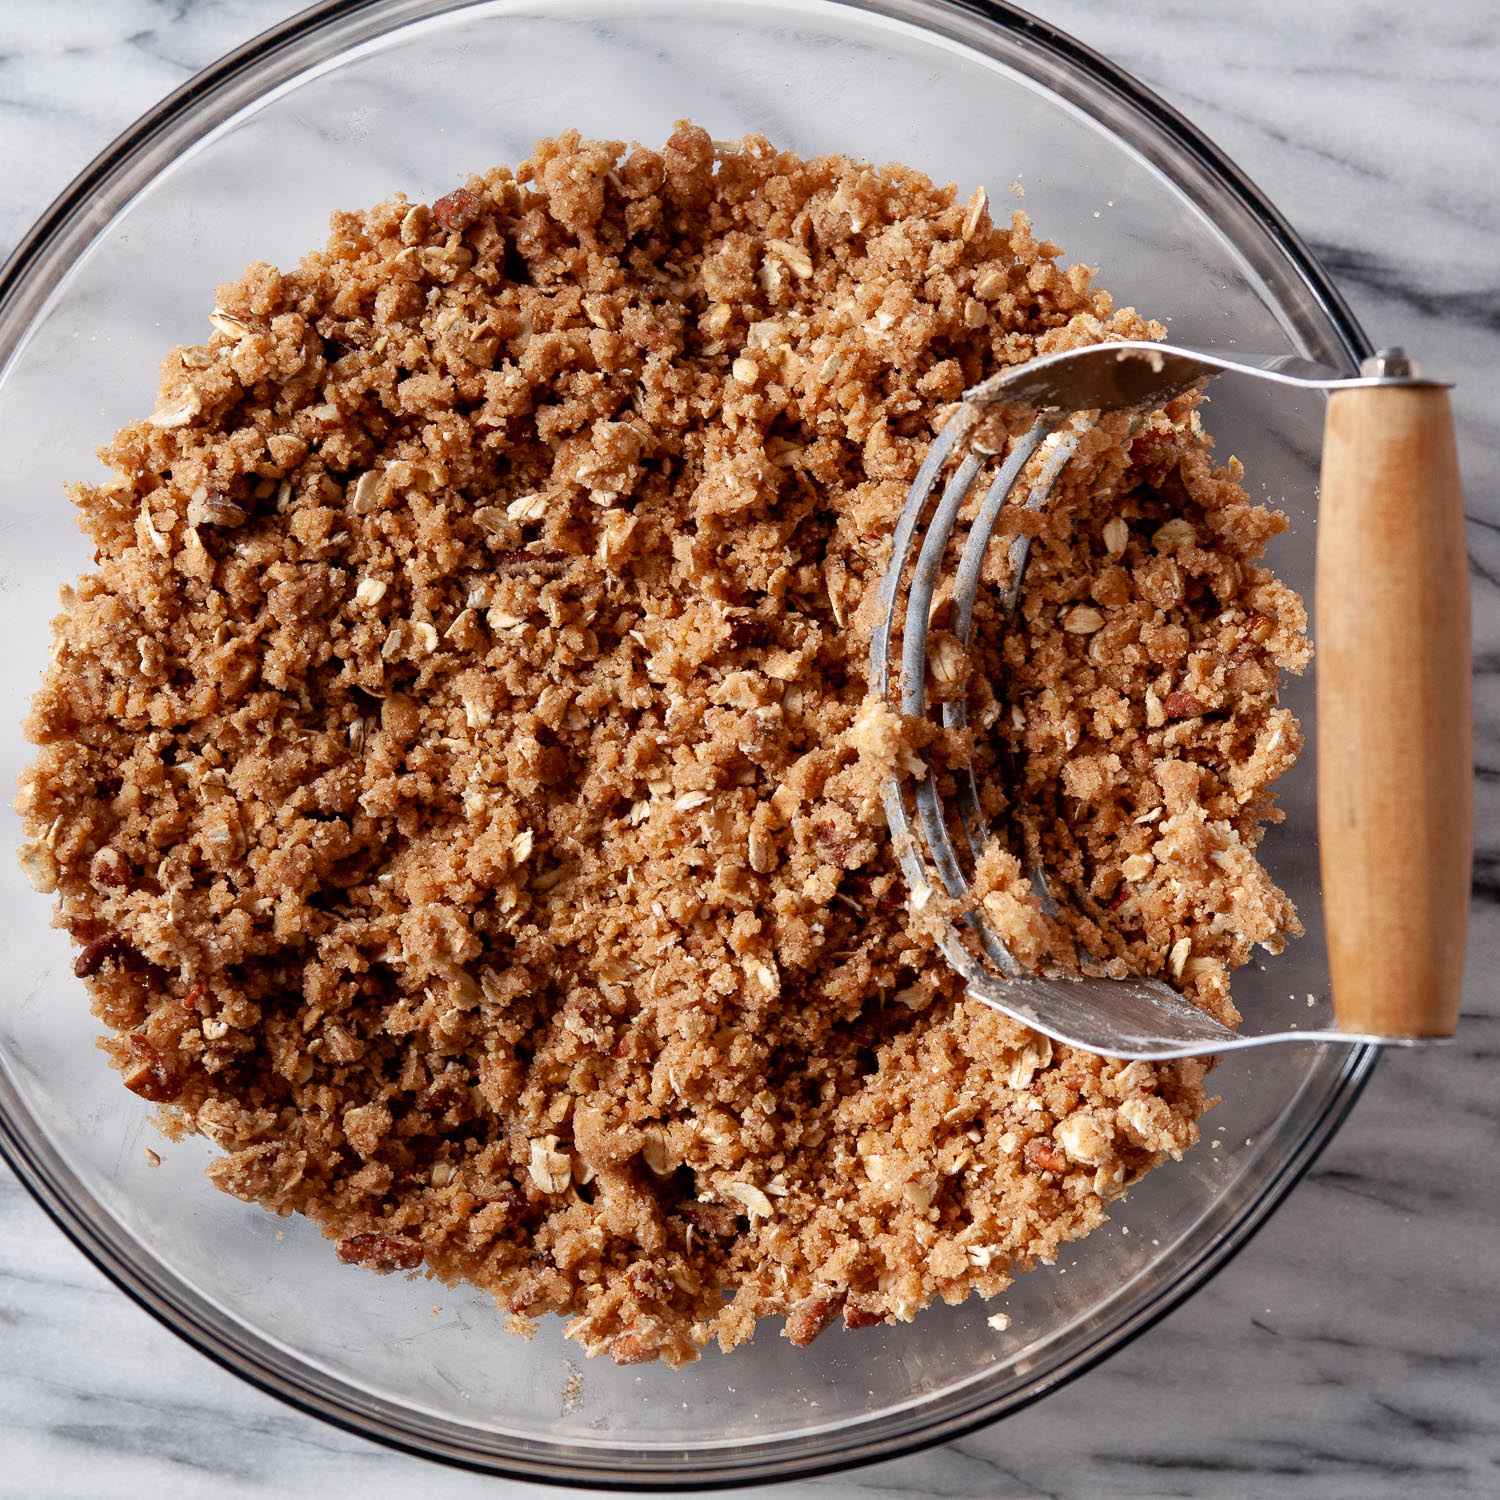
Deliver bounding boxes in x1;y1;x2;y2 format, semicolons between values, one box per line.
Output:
870;341;1470;1059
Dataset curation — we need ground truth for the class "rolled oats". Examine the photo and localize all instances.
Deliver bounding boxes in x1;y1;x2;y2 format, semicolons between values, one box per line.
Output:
528;1135;573;1195
722;1181;775;1219
506;492;546;522
146;390;201;429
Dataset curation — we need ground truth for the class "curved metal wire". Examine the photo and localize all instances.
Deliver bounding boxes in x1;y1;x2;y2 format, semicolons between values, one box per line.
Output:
944;421;1078;913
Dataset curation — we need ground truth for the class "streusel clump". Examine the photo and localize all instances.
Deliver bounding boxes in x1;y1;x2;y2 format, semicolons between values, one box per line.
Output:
16;124;1306;1364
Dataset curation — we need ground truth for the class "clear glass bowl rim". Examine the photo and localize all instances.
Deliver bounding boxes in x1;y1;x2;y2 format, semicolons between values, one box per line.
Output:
0;0;1378;1487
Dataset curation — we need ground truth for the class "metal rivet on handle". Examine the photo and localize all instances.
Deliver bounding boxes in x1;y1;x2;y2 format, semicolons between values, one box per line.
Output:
1360;347;1419;379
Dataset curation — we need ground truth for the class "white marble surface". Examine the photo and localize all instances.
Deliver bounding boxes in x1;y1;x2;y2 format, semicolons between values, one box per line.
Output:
1;2;1498;1495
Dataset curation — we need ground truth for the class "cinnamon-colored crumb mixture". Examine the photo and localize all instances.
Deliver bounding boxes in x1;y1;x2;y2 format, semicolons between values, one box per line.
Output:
15;125;1307;1365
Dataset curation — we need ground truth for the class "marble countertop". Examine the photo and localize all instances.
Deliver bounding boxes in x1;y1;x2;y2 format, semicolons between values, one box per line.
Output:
1;2;1496;1496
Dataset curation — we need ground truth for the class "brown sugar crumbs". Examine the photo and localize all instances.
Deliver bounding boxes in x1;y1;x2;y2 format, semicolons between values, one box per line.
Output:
15;125;1308;1365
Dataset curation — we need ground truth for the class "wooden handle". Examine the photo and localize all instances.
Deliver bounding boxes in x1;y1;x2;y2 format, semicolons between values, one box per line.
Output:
1316;384;1471;1037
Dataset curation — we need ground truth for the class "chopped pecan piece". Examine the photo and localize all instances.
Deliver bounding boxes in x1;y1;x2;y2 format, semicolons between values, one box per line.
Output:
843;1297;889;1331
122;1033;180;1103
508;1272;550;1314
420;1080;466;1117
335;1232;424;1272
607;1329;657;1364
784;1292;844;1346
1130;432;1186;493
1023;1137;1068;1175
431;187;482;232
73;930;141;978
814;820;859;870
491;548;567;576
90;847;130;889
726;615;768;649
626;1262;661;1299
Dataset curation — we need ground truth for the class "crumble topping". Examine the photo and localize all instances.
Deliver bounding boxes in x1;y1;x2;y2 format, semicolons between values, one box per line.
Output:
16;124;1306;1365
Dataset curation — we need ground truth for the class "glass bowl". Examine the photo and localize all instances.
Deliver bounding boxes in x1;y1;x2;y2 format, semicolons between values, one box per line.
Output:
0;0;1376;1486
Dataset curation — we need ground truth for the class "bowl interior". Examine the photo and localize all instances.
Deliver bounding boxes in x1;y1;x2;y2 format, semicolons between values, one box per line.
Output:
0;0;1371;1484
